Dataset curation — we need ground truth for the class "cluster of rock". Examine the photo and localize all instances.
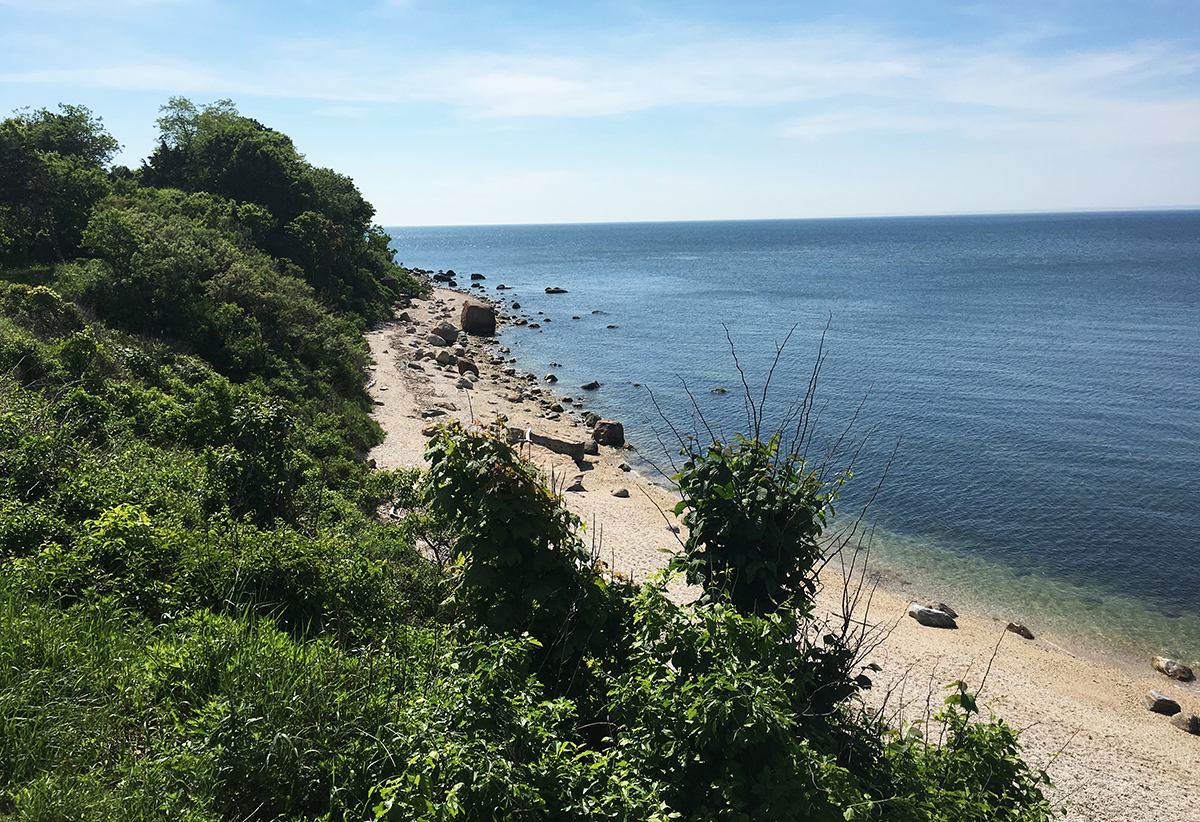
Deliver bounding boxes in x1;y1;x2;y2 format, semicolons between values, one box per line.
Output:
395;293;632;483
906;602;1040;642
1142;656;1198;735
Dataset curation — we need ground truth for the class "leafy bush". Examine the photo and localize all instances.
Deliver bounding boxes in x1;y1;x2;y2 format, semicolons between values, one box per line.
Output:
672;432;845;615
370;633;675;822
423;420;635;697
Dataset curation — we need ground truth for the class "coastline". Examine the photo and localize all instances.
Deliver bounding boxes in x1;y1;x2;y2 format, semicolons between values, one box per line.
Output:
366;287;1200;822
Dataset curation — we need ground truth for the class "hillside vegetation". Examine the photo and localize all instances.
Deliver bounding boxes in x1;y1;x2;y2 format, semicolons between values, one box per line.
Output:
0;101;1055;820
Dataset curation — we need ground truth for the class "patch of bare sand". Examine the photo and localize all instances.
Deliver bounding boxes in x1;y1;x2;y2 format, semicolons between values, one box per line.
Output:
367;287;1199;822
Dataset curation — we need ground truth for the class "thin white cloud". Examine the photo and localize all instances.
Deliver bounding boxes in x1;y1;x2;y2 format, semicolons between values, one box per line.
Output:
4;14;1198;152
0;0;192;9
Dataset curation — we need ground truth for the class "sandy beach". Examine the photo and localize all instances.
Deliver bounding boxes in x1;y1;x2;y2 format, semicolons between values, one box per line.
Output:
367;287;1200;822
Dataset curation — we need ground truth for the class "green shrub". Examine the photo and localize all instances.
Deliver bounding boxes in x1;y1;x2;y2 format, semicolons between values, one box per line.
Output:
672;432;846;616
370;632;675;822
423;420;635;698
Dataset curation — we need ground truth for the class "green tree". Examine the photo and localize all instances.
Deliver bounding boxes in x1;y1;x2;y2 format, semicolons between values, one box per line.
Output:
0;105;117;266
143;97;414;319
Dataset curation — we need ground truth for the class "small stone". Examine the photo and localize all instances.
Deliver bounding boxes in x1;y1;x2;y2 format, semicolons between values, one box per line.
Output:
612;487;630;498
421;423;441;437
407;361;424;371
583;440;599;456
545;374;558;383
565;474;585;492
1170;712;1200;734
1144;690;1182;715
619;462;631;472
421;408;447;418
921;601;959;619
1152;656;1195;682
1006;623;1034;640
456;378;473;389
457;357;480;377
907;603;957;629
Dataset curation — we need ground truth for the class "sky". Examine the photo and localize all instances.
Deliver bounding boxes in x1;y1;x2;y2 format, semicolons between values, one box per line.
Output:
2;0;1199;226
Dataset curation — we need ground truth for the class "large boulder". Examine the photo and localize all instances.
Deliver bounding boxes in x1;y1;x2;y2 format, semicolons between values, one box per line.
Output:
508;429;587;461
1152;656;1195;682
460;302;496;335
592;420;625;447
907;602;957;629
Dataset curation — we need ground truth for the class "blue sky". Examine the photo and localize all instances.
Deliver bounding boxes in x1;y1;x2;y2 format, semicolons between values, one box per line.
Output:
2;0;1198;225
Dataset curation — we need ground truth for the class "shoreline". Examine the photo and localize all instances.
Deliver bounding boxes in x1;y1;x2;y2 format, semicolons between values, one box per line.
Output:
366;286;1199;822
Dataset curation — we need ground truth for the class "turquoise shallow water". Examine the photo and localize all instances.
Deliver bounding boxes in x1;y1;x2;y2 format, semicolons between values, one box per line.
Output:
387;212;1200;662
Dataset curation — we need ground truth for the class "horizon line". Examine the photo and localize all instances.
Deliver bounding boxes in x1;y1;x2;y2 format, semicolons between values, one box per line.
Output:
381;205;1200;231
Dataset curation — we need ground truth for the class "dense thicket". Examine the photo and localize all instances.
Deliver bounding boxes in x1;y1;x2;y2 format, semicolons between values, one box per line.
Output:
0;101;1055;820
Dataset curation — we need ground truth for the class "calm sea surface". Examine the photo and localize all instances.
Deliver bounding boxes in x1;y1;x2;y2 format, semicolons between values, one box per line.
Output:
387;212;1200;662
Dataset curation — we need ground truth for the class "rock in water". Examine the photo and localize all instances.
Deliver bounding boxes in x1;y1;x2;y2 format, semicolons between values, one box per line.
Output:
460;302;496;335
545;287;568;294
1143;690;1182;715
592;420;625;447
1152;656;1195;682
581;380;600;391
907;602;958;629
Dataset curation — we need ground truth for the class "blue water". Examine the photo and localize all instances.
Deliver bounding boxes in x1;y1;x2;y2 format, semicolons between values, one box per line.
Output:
387;212;1200;661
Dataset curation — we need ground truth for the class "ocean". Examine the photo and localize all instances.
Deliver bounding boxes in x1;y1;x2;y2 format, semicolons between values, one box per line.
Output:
386;212;1200;663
